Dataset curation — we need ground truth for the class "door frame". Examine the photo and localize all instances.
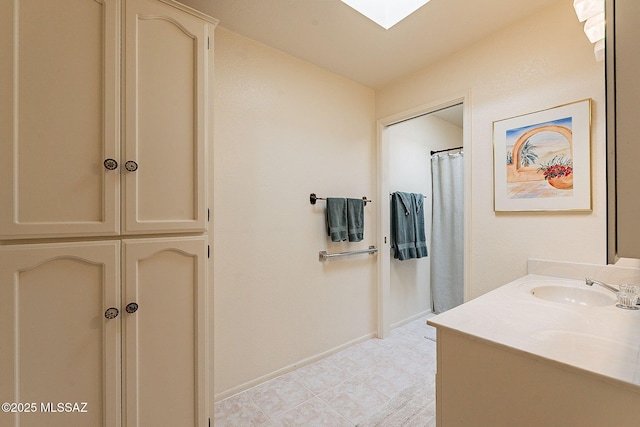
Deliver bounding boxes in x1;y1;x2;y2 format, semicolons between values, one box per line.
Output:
376;92;472;338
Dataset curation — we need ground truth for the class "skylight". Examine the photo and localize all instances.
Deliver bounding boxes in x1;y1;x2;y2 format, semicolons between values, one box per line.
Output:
340;0;432;30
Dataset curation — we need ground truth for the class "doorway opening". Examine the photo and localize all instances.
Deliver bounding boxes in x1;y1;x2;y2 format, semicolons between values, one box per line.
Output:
376;95;470;338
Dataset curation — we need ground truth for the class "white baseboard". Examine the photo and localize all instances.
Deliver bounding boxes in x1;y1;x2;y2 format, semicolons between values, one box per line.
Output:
213;330;376;402
389;309;433;330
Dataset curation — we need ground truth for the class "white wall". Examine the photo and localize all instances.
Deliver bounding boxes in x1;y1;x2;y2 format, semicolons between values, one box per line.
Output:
387;115;463;324
212;28;377;399
211;0;606;400
377;1;606;298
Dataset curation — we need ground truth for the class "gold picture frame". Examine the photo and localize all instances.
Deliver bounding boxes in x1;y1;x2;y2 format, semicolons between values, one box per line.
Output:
493;99;592;212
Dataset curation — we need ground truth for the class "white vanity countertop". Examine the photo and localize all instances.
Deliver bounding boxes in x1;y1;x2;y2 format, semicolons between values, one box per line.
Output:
428;274;640;389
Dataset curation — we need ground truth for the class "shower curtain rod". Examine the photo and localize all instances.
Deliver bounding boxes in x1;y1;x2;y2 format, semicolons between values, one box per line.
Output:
430;146;462;156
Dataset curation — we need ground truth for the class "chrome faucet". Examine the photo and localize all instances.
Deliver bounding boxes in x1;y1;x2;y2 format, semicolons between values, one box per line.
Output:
586;278;640;308
585;278;619;294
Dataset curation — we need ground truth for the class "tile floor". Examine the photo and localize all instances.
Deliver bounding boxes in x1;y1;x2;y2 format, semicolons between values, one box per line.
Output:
214;314;437;426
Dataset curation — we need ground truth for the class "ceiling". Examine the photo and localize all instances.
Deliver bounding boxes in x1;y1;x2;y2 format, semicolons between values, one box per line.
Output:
182;0;563;89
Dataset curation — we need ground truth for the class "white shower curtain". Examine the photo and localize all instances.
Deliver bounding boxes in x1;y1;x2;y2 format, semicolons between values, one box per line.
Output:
430;151;464;313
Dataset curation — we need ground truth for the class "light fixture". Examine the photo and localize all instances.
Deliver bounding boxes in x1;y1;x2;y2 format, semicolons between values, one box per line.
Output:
573;0;605;61
340;0;431;30
593;39;604;62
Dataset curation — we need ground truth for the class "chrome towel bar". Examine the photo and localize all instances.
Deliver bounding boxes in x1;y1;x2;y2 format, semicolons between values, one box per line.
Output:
319;245;378;261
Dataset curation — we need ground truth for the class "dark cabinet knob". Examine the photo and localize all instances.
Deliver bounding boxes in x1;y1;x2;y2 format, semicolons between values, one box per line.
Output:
104;307;119;319
104;159;118;170
125;302;139;314
124;161;138;172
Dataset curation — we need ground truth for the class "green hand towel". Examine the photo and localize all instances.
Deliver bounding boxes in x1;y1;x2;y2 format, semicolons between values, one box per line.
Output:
347;198;364;242
326;198;347;242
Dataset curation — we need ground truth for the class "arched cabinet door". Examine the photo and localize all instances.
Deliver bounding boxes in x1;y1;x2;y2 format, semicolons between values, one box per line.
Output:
122;0;210;235
0;241;121;427
0;0;120;239
121;236;207;427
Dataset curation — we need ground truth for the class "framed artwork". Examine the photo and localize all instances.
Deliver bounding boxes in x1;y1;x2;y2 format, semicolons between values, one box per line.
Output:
493;99;592;212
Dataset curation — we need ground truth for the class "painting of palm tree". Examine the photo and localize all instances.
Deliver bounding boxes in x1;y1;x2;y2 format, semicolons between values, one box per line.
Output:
519;140;538;167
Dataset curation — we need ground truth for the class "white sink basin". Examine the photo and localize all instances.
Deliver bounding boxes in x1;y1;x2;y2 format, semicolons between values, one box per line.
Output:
529;285;616;307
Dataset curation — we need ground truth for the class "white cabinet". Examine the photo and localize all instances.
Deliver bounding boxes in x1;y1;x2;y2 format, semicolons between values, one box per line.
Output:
0;236;208;427
0;241;121;427
122;0;210;235
0;0;120;239
0;1;214;425
121;237;208;427
0;0;214;239
432;327;640;427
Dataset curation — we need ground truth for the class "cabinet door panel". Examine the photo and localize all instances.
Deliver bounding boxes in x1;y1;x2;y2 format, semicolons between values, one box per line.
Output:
122;236;207;427
0;241;120;427
0;0;120;239
123;0;208;234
